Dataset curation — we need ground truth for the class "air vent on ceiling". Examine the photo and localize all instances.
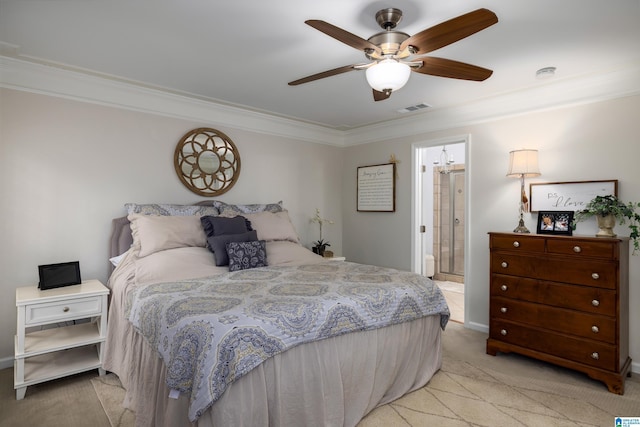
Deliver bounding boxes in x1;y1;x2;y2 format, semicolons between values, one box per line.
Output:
397;103;431;114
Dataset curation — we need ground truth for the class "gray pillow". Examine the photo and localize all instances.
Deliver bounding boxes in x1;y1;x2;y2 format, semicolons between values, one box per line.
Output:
227;240;267;271
209;231;258;266
213;200;283;215
201;215;252;239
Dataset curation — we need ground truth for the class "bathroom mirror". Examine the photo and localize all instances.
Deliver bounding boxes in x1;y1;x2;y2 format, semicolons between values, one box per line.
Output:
174;128;241;196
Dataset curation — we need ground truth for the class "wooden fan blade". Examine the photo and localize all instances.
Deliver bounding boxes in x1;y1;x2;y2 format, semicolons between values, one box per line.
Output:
373;89;391;101
400;8;498;54
288;64;358;86
413;56;493;81
306;20;381;54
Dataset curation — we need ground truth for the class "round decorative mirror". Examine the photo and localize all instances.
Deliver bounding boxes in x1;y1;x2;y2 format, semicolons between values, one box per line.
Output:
174;128;241;196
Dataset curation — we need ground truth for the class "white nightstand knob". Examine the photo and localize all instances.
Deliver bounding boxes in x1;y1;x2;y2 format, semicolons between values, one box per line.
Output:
591;325;600;333
592;299;600;307
573;246;582;253
501;285;508;291
512;241;520;248
500;329;507;336
500;307;508;313
591;352;599;360
63;307;70;312
501;261;508;268
591;273;600;280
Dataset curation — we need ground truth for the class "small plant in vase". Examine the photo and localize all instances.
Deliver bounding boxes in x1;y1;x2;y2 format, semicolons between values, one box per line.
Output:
572;195;640;254
311;208;334;256
313;239;331;256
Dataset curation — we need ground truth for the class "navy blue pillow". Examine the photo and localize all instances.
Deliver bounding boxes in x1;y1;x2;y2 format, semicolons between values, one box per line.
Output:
227;240;267;271
209;231;258;266
200;215;253;239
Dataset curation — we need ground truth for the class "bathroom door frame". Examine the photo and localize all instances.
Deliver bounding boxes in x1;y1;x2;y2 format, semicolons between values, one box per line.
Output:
411;135;471;321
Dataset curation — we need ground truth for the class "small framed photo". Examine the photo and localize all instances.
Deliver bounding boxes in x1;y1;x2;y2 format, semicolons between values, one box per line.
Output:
536;211;574;235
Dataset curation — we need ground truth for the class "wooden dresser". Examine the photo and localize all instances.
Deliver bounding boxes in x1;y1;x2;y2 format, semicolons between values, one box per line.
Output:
486;232;631;394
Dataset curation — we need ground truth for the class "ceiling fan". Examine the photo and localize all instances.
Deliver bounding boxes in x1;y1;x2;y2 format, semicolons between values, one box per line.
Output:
288;8;498;101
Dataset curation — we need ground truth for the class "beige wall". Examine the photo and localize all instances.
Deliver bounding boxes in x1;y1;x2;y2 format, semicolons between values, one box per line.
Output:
2;86;638;374
341;95;640;371
0;88;344;363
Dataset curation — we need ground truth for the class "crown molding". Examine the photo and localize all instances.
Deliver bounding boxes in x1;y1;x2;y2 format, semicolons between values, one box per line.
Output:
343;63;640;146
2;55;639;147
0;56;345;146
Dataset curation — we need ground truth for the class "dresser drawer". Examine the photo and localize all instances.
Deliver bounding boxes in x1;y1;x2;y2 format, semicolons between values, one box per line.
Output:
490;297;616;344
491;253;617;289
490;234;545;253
490;274;616;315
547;239;617;259
489;319;617;371
24;296;103;326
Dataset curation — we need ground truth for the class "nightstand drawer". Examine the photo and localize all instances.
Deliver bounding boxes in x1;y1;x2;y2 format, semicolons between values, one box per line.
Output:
25;296;103;326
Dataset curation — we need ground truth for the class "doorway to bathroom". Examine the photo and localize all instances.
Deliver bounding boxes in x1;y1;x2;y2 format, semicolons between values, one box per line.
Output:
412;137;468;323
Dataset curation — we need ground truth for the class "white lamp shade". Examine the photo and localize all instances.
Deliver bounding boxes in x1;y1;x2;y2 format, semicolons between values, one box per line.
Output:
365;59;411;92
507;149;541;177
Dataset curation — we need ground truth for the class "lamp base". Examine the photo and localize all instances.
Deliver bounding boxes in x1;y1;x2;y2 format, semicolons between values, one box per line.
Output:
513;217;530;233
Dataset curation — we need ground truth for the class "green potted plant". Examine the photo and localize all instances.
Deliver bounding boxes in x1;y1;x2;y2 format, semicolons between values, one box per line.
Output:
312;239;331;256
572;195;640;254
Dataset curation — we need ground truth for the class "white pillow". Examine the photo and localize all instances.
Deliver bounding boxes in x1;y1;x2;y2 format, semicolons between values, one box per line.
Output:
242;211;300;243
109;252;126;267
266;241;324;266
135;247;227;284
128;214;206;257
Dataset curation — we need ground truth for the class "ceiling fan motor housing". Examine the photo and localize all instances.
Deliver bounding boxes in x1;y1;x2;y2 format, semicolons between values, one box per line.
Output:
375;8;403;29
367;31;410;58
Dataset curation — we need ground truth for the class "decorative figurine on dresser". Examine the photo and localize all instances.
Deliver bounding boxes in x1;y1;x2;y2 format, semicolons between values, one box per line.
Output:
486;232;631;394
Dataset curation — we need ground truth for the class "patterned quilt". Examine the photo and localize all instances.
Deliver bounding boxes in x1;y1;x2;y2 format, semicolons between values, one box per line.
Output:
127;261;450;421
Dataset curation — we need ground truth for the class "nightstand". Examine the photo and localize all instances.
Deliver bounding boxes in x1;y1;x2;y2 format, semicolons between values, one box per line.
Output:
14;279;109;399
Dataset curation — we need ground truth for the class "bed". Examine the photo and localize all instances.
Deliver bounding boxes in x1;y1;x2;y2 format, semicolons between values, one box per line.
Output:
103;201;449;427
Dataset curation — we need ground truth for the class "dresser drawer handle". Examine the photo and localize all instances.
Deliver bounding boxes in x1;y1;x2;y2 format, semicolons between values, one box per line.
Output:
573;246;582;253
512;241;520;248
591;273;600;280
501;285;508;292
500;307;508;313
591;325;599;333
501;261;508;268
591;352;599;360
63;307;70;313
500;329;507;336
592;299;600;307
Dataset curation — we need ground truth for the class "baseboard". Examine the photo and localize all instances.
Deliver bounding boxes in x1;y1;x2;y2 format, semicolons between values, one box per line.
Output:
464;321;488;334
0;355;13;370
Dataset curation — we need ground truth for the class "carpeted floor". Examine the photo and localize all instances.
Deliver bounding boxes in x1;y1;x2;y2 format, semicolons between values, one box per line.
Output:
3;322;639;427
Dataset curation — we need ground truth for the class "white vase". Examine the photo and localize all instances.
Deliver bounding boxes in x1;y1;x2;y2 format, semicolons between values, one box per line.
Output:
595;214;617;237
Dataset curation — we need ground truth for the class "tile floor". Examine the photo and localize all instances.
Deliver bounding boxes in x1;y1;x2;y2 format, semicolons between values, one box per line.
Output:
435;280;464;323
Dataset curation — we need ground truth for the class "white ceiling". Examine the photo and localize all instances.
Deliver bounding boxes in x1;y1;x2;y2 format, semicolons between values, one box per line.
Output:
1;0;639;130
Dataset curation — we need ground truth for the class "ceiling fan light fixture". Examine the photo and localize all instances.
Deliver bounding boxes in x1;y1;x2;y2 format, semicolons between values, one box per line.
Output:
365;59;411;92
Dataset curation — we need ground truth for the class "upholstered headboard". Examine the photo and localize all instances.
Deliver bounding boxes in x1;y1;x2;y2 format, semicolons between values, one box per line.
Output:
110;216;133;260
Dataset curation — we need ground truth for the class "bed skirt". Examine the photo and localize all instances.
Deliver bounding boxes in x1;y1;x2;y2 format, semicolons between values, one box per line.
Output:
105;312;443;427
